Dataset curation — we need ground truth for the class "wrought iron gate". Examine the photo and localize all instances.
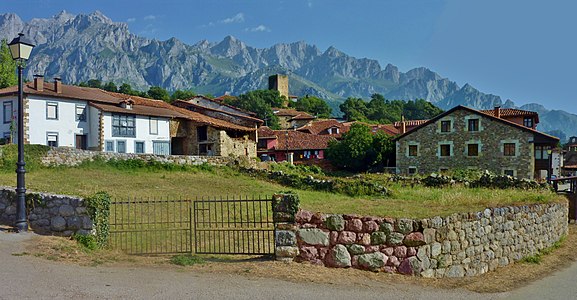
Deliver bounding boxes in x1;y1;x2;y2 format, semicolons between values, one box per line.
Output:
109;198;193;255
109;196;275;255
194;196;275;255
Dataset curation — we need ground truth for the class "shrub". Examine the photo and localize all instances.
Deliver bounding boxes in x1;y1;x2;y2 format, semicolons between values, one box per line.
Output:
73;233;98;251
170;255;205;266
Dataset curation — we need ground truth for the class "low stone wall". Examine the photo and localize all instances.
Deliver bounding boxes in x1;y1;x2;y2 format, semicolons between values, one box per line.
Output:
288;202;567;278
0;187;93;236
41;147;234;167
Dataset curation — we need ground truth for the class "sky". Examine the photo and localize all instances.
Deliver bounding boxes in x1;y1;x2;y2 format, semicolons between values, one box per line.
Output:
3;0;577;114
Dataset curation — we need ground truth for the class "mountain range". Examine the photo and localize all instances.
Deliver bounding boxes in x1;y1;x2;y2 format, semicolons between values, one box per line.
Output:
0;11;574;141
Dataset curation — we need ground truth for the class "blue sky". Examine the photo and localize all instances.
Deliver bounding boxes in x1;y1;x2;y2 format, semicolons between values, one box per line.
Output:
4;0;577;114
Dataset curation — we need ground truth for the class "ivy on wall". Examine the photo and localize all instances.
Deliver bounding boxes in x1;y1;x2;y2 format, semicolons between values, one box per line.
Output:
85;191;111;248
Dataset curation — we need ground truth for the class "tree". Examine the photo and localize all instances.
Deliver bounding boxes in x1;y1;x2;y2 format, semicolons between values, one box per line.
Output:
0;39;17;88
118;83;136;95
147;86;170;102
102;81;118;92
292;95;332;118
339;97;369;122
171;89;196;101
85;79;103;89
223;90;284;129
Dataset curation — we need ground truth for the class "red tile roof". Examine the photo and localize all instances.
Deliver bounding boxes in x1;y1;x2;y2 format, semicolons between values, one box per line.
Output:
273;108;314;119
480;108;539;124
258;127;334;150
296;119;348;135
0;82;121;104
393;119;429;128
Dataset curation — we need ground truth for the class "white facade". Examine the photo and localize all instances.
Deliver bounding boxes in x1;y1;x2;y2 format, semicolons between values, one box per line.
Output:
0;94;173;155
101;112;171;154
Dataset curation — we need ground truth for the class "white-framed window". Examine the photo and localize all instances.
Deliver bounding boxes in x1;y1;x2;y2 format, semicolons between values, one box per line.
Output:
116;140;126;153
135;141;145;154
503;169;516;177
153;141;170;155
46;132;58;147
408;145;418;157
408;167;417;175
105;140;114;152
46;102;58;120
149;117;158;135
76;104;87;121
440;144;451;157
3;101;12;124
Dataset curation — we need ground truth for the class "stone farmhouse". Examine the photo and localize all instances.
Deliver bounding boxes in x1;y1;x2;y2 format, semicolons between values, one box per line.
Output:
273;108;315;130
0;77;259;157
394;105;559;180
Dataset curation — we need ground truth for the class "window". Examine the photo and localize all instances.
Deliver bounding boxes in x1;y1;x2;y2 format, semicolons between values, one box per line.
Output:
257;139;268;149
440;144;451;157
199;143;213;156
468;119;479;132
504;169;515;176
46;102;58;120
408;167;417;175
105;141;114;152
504;143;516;156
523;117;533;128
76;104;86;121
116;140;126;153
112;114;136;137
197;126;208;142
535;145;550;160
3;101;12;124
149;118;158;135
441;120;451;132
135;141;145;154
46;132;58;147
467;144;479;157
408;145;418;157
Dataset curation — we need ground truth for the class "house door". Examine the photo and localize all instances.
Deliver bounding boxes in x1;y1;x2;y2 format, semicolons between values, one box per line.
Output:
75;135;87;150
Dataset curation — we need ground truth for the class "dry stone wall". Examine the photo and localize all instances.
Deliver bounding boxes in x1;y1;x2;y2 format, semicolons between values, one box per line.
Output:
41;147;233;167
292;202;567;278
0;187;93;236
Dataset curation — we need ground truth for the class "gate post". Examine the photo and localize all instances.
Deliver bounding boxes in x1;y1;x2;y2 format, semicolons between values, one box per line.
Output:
272;193;300;261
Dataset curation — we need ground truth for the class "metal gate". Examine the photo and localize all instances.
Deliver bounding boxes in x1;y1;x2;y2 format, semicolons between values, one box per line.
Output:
194;196;275;255
108;196;275;255
109;198;193;255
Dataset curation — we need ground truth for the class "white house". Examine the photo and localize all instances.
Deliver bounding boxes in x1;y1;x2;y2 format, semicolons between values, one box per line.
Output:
0;77;184;155
0;77;261;157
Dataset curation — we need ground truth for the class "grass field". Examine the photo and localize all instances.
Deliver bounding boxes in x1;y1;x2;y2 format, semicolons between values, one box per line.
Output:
0;164;565;219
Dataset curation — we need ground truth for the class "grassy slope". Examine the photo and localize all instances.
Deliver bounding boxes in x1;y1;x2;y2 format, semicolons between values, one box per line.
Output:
0;164;565;219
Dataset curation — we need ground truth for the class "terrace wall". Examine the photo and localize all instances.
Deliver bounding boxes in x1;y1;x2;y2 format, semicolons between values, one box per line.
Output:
277;200;568;278
0;187;92;236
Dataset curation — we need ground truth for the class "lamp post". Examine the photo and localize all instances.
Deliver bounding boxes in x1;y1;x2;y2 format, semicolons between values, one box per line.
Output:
547;149;553;183
8;33;35;232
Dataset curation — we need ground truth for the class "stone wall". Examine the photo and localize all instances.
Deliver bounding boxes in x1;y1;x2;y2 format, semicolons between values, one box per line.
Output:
40;147;233;167
290;201;567;278
0;187;93;236
396;108;535;179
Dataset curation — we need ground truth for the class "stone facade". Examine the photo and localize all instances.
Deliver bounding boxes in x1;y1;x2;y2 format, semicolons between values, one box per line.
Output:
41;147;233;167
290;202;567;277
0;187;93;236
396;108;538;179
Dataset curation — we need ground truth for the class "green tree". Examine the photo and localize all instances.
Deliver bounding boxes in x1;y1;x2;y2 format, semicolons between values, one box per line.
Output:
339;97;369;122
85;79;103;89
171;89;196;101
147;86;170;102
118;83;135;95
0;39;17;88
224;90;284;129
102;81;118;92
291;95;332;118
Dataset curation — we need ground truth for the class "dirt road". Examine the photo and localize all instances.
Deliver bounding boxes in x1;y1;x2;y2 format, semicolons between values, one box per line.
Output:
1;231;508;300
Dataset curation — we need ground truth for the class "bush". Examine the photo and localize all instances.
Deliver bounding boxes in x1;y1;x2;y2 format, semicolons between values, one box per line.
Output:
0;144;50;171
73;233;98;251
170;255;205;266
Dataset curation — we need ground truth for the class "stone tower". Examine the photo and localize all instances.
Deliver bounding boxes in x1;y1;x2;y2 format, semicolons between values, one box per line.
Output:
268;74;289;106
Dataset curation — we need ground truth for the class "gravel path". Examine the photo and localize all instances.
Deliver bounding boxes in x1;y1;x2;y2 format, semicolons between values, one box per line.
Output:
0;231;512;300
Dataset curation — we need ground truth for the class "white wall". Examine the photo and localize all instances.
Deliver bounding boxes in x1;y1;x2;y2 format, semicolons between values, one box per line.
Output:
101;112;171;154
26;95;90;147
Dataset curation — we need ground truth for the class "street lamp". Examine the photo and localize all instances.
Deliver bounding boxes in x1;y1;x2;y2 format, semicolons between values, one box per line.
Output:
8;33;35;232
547;149;553;183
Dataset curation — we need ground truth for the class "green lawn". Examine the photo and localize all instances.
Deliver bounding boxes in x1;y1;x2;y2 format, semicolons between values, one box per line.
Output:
0;166;565;219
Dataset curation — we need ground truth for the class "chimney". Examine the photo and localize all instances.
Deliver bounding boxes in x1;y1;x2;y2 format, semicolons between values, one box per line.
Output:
401;115;406;134
33;75;44;92
494;106;501;118
54;77;62;94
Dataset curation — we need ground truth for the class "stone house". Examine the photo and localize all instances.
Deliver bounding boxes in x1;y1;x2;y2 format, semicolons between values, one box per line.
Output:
273;108;315;129
394;105;559;180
